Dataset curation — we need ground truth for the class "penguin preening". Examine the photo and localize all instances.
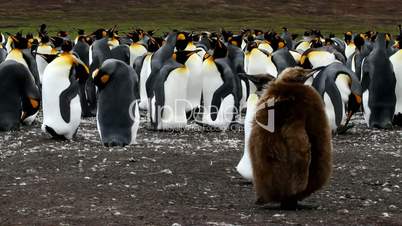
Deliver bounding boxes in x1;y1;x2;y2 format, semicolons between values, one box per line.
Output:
307;62;362;133
361;33;396;129
5;33;41;88
249;67;332;210
0;60;40;131
41;40;89;139
93;59;140;147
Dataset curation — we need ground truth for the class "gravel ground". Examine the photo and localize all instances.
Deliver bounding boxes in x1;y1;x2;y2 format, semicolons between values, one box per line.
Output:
0;113;401;226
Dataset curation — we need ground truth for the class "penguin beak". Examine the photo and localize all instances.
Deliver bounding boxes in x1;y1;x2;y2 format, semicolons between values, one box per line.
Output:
92;68;100;79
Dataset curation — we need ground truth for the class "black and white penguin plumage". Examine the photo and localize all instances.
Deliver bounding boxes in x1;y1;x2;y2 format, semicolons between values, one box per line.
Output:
5;33;41;88
149;50;198;130
390;44;402;125
361;33;396;129
0;60;40;131
41;41;89;139
199;38;241;130
306;62;362;132
93;59;140;147
145;32;178;115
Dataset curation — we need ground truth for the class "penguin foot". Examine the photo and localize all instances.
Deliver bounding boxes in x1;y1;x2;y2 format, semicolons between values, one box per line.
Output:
104;141;128;147
393;113;402;126
45;126;67;140
336;123;355;134
228;122;244;131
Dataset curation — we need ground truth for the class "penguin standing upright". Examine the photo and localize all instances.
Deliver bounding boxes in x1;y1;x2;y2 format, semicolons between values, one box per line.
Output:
41;40;89;139
93;59;140;147
236;93;259;181
150;50;199;130
199;38;241;130
0;60;40;131
390;36;402;125
249;67;332;210
361;33;396;129
145;32;177;118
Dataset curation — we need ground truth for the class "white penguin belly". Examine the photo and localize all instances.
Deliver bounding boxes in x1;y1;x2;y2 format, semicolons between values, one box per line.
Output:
185;54;203;112
129;101;140;144
41;64;81;139
345;43;356;59
201;59;235;129
160;67;189;130
129;44;147;67
308;51;337;69
139;54;152;110
36;55;48;84
390;50;402;114
362;90;371;126
246;49;277;77
335;74;352;125
236;94;258;181
323;93;337;132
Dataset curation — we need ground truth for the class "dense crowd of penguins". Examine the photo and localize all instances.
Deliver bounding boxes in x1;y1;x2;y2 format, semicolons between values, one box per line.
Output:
0;24;401;146
0;23;401;209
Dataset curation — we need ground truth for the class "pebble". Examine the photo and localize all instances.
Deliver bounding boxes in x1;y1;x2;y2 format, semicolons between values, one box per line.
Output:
382;188;392;192
337;209;349;214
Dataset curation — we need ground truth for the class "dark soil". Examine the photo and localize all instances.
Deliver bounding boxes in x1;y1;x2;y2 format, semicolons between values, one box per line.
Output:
0;113;401;226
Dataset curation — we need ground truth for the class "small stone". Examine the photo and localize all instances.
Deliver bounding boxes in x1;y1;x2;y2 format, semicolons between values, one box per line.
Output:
382;188;392;192
382;212;390;217
389;205;397;210
171;223;181;226
337;209;349;214
273;214;285;217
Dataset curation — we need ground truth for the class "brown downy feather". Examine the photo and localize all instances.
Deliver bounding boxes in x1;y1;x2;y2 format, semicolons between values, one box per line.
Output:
249;67;332;205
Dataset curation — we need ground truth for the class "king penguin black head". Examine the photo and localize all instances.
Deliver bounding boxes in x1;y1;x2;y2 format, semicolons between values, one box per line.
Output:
11;32;29;49
176;31;191;51
61;39;73;53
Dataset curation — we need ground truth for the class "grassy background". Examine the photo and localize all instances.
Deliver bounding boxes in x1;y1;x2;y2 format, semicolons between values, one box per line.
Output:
0;0;401;37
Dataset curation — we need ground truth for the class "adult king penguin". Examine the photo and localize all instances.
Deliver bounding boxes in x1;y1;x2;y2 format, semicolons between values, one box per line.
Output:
390;34;402;125
0;60;40;131
41;40;89;139
249;67;332;210
93;59;140;147
361;33;396;129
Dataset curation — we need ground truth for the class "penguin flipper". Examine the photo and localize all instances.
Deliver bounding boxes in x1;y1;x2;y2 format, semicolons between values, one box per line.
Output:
325;77;344;127
210;83;232;121
59;80;79;124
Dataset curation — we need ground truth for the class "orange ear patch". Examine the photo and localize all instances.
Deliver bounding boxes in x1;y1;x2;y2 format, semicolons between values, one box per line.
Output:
100;74;110;84
30;99;39;109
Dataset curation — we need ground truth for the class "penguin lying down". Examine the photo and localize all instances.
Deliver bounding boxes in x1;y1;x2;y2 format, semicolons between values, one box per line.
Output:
248;67;332;210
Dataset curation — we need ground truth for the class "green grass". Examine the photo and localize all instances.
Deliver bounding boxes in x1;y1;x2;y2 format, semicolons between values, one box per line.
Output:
0;0;400;37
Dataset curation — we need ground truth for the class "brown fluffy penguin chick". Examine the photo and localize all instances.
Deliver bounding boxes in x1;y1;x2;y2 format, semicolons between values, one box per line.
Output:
249;67;332;210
